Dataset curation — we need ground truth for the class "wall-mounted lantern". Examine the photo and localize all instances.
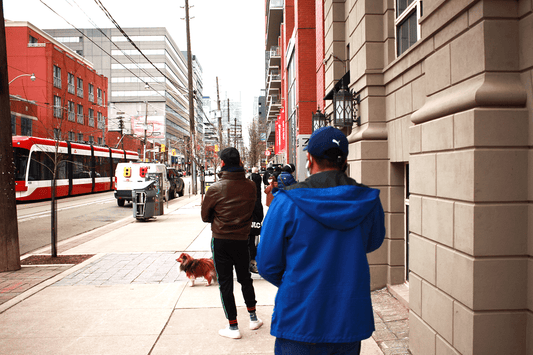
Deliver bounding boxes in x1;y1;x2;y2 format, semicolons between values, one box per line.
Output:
333;85;361;127
312;110;328;132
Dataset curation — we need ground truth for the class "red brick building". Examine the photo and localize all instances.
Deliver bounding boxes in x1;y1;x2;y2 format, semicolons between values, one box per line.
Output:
266;0;319;179
6;21;109;146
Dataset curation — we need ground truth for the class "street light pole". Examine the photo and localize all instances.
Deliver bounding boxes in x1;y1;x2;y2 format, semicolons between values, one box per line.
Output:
143;101;148;162
9;73;35;85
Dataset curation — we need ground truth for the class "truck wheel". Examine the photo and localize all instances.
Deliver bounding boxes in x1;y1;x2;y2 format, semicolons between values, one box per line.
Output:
117;199;125;207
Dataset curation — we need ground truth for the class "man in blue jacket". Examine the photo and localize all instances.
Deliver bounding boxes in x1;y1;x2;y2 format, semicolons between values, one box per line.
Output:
257;126;385;355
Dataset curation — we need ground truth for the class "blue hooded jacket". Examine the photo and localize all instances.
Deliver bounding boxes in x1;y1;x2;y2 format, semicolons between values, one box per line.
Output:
257;170;385;344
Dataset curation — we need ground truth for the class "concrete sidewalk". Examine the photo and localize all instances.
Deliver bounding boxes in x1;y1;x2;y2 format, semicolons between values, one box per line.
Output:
0;194;408;354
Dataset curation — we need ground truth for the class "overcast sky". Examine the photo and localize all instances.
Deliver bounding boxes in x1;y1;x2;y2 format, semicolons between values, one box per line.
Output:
3;0;266;142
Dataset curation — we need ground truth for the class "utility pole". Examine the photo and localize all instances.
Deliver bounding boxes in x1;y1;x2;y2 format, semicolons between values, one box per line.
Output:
234;116;237;147
0;2;21;272
185;0;196;194
143;101;148;162
227;98;231;147
216;77;223;150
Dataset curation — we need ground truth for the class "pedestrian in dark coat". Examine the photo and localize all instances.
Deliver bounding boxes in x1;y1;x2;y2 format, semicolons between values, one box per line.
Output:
248;167;264;273
201;147;263;339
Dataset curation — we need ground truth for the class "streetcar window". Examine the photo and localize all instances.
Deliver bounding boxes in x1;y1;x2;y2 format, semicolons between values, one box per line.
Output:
71;154;91;178
112;158;121;176
56;160;68;180
28;151;54;181
13;147;29;181
94;156;110;177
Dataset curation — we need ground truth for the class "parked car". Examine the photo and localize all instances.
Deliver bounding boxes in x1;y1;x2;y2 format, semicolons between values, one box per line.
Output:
167;167;185;198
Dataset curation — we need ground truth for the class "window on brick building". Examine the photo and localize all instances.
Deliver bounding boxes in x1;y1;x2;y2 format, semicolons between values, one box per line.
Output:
68;131;75;141
68;101;75;122
396;0;422;56
77;104;84;124
29;35;38;44
77;78;84;98
88;84;94;102
53;65;62;88
97;88;103;105
11;114;16;135
78;133;84;142
54;128;61;140
68;73;75;94
53;96;62;118
21;117;32;136
88;108;95;127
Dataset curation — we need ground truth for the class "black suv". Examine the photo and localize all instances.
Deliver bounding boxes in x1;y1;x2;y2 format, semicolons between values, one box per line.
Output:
167;168;185;198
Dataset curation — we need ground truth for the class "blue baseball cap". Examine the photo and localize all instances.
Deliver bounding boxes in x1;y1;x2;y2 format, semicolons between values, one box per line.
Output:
304;126;348;158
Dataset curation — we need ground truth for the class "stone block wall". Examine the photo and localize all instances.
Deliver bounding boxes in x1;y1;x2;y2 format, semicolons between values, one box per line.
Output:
323;0;533;354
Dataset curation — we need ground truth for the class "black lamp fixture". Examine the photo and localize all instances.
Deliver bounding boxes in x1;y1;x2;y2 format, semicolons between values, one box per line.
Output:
333;84;361;127
312;109;328;132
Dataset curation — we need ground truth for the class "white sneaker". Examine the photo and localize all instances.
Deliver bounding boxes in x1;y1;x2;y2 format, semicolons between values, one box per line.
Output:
219;326;242;339
249;318;263;330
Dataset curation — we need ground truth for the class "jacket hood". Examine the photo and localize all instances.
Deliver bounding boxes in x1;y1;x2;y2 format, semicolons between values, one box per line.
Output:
277;180;381;231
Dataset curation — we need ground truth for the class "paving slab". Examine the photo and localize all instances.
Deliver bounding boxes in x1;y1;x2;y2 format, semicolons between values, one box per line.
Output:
176;278;277;309
152;306;275;355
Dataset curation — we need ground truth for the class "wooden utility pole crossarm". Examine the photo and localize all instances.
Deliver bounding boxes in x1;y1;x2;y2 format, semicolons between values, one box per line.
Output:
0;1;21;272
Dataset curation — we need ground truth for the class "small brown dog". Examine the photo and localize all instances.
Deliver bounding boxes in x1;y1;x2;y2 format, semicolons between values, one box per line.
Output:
176;252;217;286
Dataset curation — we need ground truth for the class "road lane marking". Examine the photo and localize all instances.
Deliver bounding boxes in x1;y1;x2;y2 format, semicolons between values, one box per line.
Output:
17;198;116;222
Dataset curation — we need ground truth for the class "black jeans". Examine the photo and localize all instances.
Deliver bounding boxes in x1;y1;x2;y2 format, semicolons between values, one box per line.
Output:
212;238;257;322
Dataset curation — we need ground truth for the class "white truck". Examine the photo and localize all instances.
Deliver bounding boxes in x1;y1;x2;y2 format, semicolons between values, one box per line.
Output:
114;162;170;206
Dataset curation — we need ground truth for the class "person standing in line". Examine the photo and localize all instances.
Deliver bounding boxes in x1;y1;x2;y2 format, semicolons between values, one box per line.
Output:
264;174;277;207
201;147;263;339
257;126;385;354
263;166;273;186
248;166;264;273
277;163;297;189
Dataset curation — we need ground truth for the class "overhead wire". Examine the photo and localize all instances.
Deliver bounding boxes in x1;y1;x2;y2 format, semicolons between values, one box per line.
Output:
36;0;207;140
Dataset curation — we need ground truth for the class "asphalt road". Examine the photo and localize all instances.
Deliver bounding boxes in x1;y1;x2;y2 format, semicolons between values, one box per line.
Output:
16;177;197;255
16;191;134;255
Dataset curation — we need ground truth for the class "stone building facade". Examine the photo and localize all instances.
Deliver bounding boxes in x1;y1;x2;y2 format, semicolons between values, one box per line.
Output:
320;0;532;354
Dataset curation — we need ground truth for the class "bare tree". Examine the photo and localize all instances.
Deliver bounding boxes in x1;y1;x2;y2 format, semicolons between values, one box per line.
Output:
247;118;263;168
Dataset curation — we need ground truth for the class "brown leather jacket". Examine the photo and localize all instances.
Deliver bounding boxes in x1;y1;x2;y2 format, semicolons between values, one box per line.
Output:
201;170;257;240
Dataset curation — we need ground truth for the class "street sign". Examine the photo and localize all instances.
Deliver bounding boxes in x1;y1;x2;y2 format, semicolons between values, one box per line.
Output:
265;150;271;156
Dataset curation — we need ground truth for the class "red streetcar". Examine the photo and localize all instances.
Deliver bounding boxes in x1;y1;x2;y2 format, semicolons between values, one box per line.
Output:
12;136;139;201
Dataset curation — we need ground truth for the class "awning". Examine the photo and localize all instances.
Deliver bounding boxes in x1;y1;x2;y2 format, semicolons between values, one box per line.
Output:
324;71;350;100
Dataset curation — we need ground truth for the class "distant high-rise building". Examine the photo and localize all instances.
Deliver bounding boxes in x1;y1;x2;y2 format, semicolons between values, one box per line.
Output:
44;27;203;164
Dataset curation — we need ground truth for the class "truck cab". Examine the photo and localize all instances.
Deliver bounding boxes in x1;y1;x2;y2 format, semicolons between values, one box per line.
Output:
114;162;170;206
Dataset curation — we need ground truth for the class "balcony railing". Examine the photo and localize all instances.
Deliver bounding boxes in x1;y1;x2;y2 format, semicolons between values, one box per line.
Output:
88;93;94;102
68;111;75;122
77;113;84;124
88;117;94;127
68;83;75;94
270;46;281;57
77;87;84;98
97;97;103;106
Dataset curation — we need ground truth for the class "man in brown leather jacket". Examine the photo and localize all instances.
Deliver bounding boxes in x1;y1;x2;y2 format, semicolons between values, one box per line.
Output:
201;147;263;339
